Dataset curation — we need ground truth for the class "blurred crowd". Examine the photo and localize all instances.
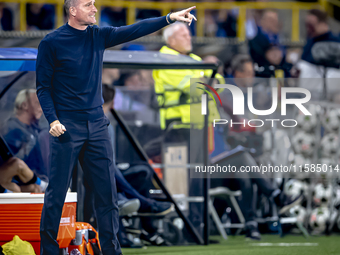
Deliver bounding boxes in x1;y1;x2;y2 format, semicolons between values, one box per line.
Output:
2;0;340;86
0;0;334;39
2;0;255;34
102;7;340;102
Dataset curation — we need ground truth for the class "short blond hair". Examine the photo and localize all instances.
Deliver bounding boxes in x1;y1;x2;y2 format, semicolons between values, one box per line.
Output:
14;89;36;114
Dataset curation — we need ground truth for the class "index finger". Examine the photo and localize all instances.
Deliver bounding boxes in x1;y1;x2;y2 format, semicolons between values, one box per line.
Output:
184;6;196;13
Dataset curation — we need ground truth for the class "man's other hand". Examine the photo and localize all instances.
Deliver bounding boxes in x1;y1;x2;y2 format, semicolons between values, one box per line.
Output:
170;6;197;26
49;120;66;137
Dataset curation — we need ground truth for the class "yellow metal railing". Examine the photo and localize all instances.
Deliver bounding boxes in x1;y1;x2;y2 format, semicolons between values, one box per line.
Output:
1;0;325;41
324;0;340;16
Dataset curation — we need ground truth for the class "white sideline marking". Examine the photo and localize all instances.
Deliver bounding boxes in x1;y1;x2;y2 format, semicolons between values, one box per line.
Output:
250;243;319;247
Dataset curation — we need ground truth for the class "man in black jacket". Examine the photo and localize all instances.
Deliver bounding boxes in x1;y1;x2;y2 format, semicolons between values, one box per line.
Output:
301;9;340;65
249;10;291;77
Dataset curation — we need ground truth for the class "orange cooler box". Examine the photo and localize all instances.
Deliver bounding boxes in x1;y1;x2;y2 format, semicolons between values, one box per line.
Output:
0;192;77;255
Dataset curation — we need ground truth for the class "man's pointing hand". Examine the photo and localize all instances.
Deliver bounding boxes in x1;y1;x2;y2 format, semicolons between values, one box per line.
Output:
170;6;197;26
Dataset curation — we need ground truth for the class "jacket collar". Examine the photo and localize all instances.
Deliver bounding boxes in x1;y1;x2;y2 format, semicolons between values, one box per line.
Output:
159;46;200;61
160;45;181;55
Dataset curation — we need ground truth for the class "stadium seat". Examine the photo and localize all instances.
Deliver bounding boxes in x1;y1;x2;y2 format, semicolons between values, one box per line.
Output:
209;187;245;240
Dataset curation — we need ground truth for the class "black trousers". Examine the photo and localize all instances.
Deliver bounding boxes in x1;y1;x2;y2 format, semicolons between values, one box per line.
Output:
40;115;121;255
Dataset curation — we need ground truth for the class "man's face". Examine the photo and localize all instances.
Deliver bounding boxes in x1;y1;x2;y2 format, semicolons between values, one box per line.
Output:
28;93;43;121
305;14;318;38
168;25;192;54
125;73;144;90
234;62;254;87
261;11;279;34
72;0;97;25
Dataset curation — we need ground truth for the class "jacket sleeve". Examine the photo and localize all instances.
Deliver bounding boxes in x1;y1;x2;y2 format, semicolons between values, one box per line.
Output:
36;39;58;124
100;16;168;48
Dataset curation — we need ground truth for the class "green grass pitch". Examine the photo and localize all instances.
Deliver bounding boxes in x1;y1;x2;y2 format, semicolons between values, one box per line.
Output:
122;234;340;255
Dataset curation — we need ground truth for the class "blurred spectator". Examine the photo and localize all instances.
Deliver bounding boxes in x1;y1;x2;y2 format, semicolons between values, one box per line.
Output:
205;10;219;37
114;70;143;88
114;70;145;108
216;8;258;39
26;4;55;30
113;68;158;124
301;9;340;65
230;54;254;87
100;7;126;27
114;70;153;111
216;9;237;37
153;22;224;129
249;10;293;77
249;9;281;66
152;22;228;137
297;9;340;98
2;89;47;178
221;54;271;119
0;3;13;31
